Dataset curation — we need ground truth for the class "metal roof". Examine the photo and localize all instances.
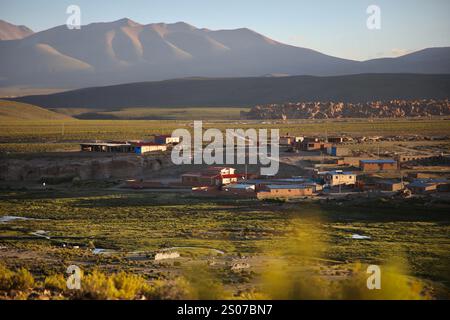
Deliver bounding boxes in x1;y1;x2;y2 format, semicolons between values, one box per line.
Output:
360;159;396;164
377;180;402;185
224;184;255;189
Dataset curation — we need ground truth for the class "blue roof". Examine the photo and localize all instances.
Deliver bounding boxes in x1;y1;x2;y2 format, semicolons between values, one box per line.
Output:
360;159;396;164
408;181;434;188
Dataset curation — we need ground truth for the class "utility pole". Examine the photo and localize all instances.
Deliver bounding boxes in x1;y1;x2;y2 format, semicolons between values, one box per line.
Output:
61;123;65;136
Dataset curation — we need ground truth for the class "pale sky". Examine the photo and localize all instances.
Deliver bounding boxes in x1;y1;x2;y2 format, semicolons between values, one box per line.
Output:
1;0;449;61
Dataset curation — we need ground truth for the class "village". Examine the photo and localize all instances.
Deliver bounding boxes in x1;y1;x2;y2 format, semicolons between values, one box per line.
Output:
77;132;450;201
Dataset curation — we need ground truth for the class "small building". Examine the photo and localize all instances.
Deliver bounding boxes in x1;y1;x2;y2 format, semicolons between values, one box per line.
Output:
154;251;180;261
360;159;398;172
181;167;241;187
223;184;255;192
318;170;356;187
223;184;256;196
216;174;242;185
327;146;350;157
327;137;344;144
257;184;314;200
150;135;180;145
80;142;134;153
132;143;167;155
407;181;438;194
375;180;405;192
303;141;333;152
398;154;433;163
407;179;449;194
280;136;294;146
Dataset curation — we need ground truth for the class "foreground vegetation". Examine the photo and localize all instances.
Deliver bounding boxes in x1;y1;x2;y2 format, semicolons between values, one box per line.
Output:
0;188;449;299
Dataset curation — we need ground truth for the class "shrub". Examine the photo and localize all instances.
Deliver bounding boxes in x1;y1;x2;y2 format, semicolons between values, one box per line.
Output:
79;270;115;300
0;264;14;291
13;268;35;291
79;270;149;300
112;272;148;300
144;278;192;300
44;274;67;292
0;264;34;291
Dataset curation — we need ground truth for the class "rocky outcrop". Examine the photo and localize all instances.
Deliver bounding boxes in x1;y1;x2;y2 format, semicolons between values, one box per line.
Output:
241;99;450;120
0;153;171;182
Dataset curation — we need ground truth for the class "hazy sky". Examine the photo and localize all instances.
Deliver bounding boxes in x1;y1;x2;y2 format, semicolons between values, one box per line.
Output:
1;0;449;61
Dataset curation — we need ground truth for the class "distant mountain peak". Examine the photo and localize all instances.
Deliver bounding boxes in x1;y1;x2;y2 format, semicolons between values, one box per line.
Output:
0;19;34;40
111;18;141;27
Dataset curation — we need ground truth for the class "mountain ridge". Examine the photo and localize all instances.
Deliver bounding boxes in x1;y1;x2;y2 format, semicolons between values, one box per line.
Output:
0;18;449;90
10;73;450;110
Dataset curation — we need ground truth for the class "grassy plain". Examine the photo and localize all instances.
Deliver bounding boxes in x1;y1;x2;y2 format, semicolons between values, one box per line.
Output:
0;118;449;153
0;188;449;298
54;107;250;120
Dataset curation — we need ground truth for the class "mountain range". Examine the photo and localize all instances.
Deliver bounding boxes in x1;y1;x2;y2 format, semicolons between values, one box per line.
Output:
0;18;450;90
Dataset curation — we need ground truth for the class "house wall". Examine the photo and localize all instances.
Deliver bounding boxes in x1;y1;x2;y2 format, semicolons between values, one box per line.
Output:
257;187;313;199
327;147;349;157
140;145;167;154
219;177;238;185
360;162;397;171
376;182;404;192
409;184;437;194
398;155;432;162
325;174;356;186
154;252;180;261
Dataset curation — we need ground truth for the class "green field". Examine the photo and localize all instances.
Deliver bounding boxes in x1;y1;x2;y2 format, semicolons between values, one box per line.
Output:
0;188;449;299
54;107;250;120
0;118;449;153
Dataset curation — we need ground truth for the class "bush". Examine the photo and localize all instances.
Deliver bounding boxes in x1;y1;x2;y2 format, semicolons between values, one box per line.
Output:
79;270;149;300
0;264;15;291
0;264;35;291
44;274;67;292
112;272;148;300
13;268;35;291
144;278;192;300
